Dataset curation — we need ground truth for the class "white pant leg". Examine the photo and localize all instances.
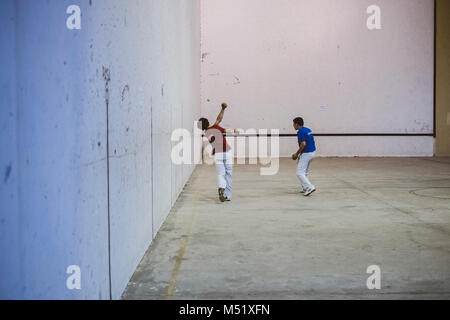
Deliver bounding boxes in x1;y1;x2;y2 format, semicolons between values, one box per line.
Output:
305;155;312;178
223;152;233;199
299;156;312;191
215;152;227;189
297;152;315;191
298;160;307;191
298;167;306;191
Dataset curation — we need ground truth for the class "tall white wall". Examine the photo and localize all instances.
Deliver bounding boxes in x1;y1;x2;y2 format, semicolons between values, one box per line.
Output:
0;0;200;300
200;0;435;157
0;0;21;299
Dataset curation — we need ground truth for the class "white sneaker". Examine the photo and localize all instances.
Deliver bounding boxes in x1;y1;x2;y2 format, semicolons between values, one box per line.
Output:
304;188;316;196
300;189;306;193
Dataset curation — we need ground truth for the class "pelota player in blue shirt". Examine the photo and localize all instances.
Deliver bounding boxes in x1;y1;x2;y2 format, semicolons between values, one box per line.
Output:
291;117;316;196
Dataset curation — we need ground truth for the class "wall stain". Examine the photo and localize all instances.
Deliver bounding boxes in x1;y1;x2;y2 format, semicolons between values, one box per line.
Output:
121;84;130;102
4;163;12;183
102;66;111;104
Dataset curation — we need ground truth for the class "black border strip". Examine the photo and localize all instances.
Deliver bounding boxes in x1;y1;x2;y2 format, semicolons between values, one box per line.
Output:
433;0;437;138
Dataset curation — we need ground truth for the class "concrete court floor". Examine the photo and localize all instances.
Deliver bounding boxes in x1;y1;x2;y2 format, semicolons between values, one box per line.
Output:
122;157;450;300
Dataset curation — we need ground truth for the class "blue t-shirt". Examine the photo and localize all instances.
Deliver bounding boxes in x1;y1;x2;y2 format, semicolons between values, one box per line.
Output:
297;126;316;153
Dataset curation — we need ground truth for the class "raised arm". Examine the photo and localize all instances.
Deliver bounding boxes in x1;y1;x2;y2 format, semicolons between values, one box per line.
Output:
213;103;227;126
213;103;240;133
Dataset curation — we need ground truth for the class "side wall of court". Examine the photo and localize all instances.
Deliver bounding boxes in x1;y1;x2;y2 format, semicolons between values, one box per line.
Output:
0;0;201;299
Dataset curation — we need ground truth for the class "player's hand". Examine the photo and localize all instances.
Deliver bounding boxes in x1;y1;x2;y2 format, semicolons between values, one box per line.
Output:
292;153;298;160
221;103;228;110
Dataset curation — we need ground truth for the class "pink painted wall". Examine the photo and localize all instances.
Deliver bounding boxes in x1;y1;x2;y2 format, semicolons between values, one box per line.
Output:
200;0;434;156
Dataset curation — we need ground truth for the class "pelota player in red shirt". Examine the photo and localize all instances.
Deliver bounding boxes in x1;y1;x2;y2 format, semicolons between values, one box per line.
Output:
198;103;239;202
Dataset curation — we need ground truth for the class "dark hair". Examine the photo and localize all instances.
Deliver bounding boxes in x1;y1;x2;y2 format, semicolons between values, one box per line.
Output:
293;117;304;126
198;118;210;131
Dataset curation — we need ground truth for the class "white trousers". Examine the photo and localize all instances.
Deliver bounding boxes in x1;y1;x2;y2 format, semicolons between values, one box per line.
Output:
296;151;315;191
214;151;233;199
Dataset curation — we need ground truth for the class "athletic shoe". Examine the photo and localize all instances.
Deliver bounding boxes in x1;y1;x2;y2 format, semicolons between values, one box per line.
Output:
218;188;226;202
300;189;306;193
304;188;316;196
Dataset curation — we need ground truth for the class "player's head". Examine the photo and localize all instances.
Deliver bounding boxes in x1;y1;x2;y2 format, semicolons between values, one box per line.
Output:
198;118;210;131
293;117;304;130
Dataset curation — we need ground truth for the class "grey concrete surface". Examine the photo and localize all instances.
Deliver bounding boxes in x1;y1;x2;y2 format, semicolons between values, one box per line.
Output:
122;158;450;300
